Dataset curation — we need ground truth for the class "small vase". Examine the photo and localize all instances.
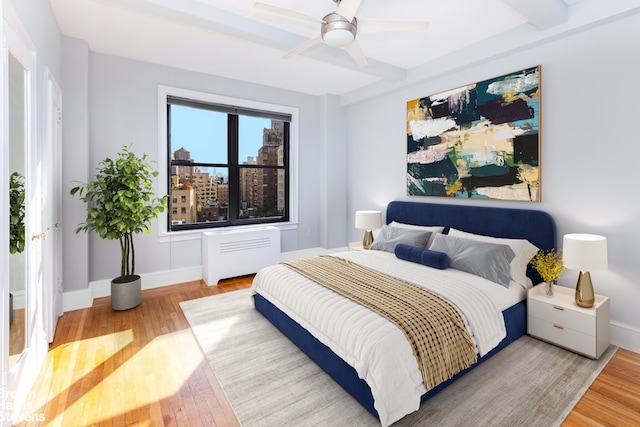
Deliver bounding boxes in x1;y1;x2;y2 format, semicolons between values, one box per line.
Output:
544;281;554;297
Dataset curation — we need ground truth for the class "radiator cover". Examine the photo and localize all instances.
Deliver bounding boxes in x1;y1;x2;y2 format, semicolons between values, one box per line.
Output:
202;226;281;285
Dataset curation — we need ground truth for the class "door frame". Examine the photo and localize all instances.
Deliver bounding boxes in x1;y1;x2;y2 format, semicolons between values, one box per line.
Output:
43;67;63;343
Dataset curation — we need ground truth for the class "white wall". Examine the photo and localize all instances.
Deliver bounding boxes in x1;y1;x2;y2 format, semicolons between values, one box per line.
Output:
61;50;330;288
345;11;640;345
318;94;348;249
61;37;90;296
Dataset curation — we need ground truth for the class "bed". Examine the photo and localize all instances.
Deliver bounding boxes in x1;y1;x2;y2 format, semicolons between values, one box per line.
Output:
251;200;556;426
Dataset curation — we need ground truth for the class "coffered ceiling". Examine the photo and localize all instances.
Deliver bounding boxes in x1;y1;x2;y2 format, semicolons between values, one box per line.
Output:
48;0;632;97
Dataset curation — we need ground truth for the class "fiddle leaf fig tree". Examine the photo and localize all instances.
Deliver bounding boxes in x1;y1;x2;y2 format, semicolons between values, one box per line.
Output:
9;172;26;255
70;145;168;281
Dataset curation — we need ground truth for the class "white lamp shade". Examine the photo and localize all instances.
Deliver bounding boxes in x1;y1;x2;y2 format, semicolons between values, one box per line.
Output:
563;233;608;271
355;210;382;230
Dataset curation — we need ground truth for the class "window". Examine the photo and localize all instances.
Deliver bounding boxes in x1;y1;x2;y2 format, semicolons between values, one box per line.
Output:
166;94;291;232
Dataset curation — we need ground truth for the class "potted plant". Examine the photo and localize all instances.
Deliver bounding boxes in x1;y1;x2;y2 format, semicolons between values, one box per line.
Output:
9;172;26;255
70;145;167;310
9;171;26;323
531;249;566;297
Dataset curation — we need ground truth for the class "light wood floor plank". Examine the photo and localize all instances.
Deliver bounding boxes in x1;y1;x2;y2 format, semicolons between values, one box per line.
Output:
15;276;640;426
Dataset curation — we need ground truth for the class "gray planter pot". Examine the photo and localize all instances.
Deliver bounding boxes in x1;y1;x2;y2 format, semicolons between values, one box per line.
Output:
111;275;142;311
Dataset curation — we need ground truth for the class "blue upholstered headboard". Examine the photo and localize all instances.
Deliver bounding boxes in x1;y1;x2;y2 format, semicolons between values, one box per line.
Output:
386;201;557;284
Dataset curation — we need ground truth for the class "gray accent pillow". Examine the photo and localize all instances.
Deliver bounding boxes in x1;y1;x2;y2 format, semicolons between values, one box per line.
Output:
448;228;539;289
429;234;516;287
370;225;432;253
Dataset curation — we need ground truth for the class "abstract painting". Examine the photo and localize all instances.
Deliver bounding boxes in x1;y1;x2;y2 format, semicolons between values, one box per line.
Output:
406;66;540;201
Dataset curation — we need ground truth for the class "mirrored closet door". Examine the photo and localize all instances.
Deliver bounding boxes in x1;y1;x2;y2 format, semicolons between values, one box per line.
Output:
3;9;51;422
7;42;28;374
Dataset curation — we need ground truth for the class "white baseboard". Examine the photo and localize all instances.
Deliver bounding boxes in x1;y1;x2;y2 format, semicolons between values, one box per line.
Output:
62;265;202;312
9;289;25;310
610;321;640;353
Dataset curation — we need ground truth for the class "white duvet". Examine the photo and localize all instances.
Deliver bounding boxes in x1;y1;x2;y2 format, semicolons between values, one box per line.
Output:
251;250;525;426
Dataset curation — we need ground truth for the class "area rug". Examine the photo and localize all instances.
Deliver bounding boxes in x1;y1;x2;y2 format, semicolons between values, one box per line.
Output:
180;289;616;427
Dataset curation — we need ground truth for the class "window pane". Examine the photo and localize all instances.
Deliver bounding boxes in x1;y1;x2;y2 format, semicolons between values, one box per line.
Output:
170;166;229;225
170;105;227;164
238;166;285;219
239;116;284;166
166;90;291;231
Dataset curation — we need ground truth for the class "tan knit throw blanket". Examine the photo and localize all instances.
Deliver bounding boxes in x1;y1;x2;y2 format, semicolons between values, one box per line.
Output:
283;255;477;391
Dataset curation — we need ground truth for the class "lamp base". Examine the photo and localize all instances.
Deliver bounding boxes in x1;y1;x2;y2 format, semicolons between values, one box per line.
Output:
575;271;595;308
362;230;374;250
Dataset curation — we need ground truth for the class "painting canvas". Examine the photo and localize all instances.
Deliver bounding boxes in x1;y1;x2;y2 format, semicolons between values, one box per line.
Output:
406;66;540;201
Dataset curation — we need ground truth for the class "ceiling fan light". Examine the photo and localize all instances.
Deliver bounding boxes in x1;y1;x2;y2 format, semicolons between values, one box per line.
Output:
323;29;355;47
321;12;357;47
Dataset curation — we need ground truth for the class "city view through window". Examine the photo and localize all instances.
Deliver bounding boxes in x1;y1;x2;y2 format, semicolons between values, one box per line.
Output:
168;102;288;230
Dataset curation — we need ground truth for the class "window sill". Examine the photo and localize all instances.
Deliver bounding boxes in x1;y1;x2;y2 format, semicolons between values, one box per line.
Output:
158;221;299;243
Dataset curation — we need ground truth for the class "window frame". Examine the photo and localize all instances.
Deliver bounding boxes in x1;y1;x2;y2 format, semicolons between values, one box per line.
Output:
157;86;299;241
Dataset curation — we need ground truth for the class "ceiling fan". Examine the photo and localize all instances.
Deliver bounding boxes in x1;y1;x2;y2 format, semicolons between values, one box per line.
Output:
254;0;429;67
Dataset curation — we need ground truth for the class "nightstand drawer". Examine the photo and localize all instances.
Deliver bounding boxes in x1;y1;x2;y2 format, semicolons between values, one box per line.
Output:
528;317;596;357
528;297;595;336
527;284;610;359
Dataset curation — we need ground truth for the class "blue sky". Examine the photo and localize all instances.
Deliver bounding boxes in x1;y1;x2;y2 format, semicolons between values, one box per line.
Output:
170;105;272;164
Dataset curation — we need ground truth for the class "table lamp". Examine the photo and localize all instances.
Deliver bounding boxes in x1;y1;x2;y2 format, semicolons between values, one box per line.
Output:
562;233;608;308
355;210;382;250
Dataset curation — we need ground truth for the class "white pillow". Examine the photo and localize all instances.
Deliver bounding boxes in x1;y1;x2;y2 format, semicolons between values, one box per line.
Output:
388;221;445;248
448;228;539;289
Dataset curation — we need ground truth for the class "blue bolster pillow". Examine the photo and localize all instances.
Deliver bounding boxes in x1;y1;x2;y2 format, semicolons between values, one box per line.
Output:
395;244;450;270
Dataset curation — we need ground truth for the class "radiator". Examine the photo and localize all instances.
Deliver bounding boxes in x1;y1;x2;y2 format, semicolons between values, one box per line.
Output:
202;226;281;285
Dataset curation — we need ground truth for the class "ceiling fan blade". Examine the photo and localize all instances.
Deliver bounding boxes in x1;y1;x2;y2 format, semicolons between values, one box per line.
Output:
253;2;321;25
336;0;362;22
283;36;322;59
358;19;430;34
344;39;368;67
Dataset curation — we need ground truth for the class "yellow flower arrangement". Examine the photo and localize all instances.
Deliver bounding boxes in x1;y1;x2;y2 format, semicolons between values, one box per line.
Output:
531;249;566;283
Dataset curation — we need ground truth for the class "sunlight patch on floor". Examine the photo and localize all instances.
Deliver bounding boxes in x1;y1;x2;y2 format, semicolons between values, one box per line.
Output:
44;329;204;425
41;329;134;426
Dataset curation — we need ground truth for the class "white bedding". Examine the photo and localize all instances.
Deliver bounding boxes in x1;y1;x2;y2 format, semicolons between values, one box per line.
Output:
251;250;526;426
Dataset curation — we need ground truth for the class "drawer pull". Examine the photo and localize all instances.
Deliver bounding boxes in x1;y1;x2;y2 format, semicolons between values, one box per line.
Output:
553;305;564;311
553;324;565;330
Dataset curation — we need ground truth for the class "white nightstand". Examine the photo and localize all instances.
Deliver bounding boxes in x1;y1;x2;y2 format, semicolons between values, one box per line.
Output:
527;284;610;359
349;241;365;251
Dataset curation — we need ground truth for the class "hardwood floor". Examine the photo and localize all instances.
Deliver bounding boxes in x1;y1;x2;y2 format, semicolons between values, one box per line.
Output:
17;276;640;426
9;307;25;370
563;347;640;427
17;277;248;427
